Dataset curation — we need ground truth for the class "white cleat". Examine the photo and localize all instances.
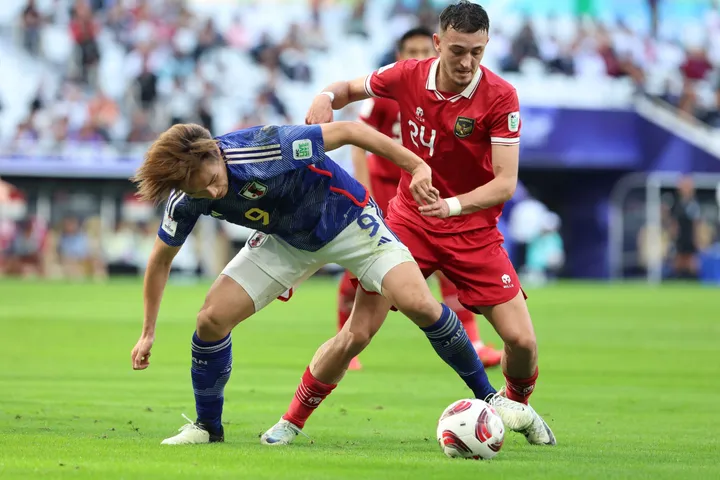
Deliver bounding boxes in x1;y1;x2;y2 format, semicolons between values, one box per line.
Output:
260;418;309;446
524;403;557;446
161;414;224;445
486;390;534;432
487;388;556;446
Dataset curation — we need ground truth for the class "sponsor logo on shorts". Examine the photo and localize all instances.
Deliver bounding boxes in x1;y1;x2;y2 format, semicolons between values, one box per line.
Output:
240;181;268;200
248;231;268;249
377;236;392;246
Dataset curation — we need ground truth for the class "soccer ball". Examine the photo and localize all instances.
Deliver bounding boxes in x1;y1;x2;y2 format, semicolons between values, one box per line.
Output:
436;399;505;460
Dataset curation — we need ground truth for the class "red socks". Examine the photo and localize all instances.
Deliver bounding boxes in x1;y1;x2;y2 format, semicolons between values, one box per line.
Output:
438;275;481;344
337;270;356;330
282;367;337;429
504;367;539;405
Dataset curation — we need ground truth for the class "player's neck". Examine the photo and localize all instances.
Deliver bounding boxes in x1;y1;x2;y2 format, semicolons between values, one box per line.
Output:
435;66;466;95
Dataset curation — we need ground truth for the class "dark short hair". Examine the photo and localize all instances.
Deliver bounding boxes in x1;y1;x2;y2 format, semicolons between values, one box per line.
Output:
439;1;490;34
396;26;433;52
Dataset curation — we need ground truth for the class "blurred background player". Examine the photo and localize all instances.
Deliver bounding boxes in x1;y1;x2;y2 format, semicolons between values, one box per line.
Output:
337;26;503;370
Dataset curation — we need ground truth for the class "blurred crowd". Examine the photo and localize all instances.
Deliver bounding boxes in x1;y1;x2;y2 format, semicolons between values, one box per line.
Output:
2;0;720;282
3;0;720;150
0;183;205;280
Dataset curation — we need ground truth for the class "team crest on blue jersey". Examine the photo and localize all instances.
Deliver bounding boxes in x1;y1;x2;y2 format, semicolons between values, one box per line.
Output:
240;181;268;200
454;116;475;138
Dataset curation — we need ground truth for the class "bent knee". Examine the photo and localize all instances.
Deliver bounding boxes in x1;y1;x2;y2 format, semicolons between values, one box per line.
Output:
338;328;376;353
196;307;232;339
504;331;537;354
395;292;441;326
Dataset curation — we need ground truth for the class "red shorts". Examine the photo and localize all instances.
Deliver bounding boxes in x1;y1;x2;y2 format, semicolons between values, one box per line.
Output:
369;176;399;217
384;212;524;312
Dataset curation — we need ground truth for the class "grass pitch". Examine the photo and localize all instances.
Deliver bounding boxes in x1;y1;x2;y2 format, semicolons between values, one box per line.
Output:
0;278;718;479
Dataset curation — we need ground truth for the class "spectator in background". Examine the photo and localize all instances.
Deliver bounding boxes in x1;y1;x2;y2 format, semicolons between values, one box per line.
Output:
346;0;368;38
126;110;155;143
195;18;224;60
104;221;138;275
671;176;702;279
69;0;101;85
678;46;713;120
502;19;540;73
525;211;565;285
57;216;91;279
3;219;45;277
225;15;249;50
21;0;43;56
87;90;120;140
508;190;550;271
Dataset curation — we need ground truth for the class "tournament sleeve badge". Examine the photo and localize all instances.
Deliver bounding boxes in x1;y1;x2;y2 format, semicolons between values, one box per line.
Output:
454;116;475;138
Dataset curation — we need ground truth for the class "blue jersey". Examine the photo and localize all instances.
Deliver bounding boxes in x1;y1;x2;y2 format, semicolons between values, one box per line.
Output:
157;124;371;252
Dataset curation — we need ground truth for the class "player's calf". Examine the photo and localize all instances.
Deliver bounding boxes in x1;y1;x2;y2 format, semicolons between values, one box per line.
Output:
381;263;496;400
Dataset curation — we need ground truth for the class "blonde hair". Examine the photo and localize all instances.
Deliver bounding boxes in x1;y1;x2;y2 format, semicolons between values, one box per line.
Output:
132;123;219;204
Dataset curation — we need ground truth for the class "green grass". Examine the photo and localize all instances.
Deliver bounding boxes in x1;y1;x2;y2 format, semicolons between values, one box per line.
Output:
0;278;719;479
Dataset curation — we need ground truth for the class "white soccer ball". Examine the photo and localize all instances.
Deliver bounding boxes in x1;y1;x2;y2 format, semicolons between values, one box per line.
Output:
436;399;505;460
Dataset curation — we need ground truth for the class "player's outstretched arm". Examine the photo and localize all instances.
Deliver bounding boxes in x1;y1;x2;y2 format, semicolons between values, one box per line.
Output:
305;76;370;125
419;144;519;218
350;145;372;191
131;236;180;370
320;121;438;205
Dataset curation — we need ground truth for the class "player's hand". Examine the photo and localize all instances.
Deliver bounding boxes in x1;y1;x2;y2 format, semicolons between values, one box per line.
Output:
418;198;451;218
409;163;439;206
131;335;155;370
305;94;334;125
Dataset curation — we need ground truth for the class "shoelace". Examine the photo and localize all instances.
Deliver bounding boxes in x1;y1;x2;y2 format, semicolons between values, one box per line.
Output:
269;421;313;442
177;413;204;432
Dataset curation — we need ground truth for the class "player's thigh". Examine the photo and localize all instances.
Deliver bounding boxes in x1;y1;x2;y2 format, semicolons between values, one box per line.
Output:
329;203;426;294
325;204;439;324
477;290;536;351
381;261;442;326
200;272;257;331
220;231;319;317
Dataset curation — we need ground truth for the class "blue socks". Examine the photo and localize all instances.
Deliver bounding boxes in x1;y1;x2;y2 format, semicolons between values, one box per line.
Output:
191;332;232;433
421;304;496;400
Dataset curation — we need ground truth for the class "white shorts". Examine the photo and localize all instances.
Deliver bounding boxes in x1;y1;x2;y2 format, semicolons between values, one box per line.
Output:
221;202;415;311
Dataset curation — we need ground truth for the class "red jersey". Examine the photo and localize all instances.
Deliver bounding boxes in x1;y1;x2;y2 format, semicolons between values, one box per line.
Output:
364;58;521;233
357;97;403;182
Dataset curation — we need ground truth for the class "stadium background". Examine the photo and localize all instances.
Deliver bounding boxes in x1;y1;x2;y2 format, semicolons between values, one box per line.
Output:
0;1;719;479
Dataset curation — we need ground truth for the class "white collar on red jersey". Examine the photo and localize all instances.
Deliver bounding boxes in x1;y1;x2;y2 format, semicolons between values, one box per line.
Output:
425;58;483;102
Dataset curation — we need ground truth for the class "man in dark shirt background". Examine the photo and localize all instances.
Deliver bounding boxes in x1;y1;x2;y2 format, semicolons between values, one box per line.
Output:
671;176;701;279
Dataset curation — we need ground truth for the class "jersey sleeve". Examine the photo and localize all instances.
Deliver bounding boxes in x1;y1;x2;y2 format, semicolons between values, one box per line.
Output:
487;90;521;146
358;98;384;130
364;61;407;99
157;191;200;247
225;125;325;181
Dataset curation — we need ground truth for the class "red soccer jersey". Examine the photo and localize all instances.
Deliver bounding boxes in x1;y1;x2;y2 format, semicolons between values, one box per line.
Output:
358;97;403;182
364;58;521;233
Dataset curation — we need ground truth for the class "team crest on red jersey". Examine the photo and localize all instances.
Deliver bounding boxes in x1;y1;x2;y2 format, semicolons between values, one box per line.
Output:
240;181;268;200
454;117;475;138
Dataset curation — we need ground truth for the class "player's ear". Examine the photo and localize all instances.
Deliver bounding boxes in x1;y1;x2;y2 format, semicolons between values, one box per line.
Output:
433;33;441;52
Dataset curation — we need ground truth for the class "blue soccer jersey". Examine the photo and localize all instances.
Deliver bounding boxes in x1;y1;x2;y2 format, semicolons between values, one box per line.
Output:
157;124;371;252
